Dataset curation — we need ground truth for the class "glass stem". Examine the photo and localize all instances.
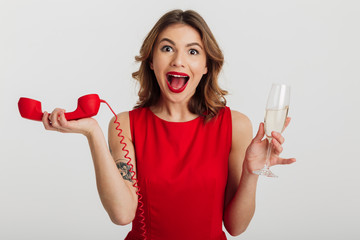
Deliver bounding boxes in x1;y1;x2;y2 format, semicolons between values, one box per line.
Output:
264;138;273;169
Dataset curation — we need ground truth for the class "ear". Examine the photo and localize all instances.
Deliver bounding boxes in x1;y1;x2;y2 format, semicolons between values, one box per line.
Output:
150;60;154;70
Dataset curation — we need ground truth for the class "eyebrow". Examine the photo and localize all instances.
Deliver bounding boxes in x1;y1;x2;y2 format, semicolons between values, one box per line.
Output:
159;38;203;49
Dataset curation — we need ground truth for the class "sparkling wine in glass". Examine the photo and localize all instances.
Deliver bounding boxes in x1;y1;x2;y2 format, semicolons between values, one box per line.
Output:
253;84;290;178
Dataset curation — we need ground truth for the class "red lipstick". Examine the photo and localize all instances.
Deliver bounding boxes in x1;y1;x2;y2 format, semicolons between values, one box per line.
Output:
166;71;190;93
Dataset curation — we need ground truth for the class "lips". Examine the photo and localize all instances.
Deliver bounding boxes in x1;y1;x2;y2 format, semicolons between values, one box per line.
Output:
166;71;189;93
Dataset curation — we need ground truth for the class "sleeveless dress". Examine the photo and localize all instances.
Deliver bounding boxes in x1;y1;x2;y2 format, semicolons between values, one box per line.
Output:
125;107;232;240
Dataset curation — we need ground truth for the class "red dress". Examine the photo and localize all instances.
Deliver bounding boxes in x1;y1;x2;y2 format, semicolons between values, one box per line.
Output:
126;107;232;240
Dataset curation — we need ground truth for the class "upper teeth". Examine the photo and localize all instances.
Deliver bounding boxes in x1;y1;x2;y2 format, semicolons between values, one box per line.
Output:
169;74;186;78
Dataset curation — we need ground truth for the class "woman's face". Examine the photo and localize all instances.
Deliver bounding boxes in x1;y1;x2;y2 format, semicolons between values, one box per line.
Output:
150;23;208;104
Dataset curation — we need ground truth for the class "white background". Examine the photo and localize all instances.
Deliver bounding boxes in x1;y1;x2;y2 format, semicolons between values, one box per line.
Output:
1;0;359;239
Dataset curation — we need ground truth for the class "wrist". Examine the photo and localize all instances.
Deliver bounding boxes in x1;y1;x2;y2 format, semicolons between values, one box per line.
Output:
84;121;101;139
242;159;259;180
243;168;259;180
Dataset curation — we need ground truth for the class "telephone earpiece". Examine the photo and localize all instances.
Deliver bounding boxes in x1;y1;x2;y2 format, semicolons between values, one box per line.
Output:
18;94;103;121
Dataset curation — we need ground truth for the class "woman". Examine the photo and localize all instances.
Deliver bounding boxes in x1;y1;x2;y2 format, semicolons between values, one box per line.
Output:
42;9;295;240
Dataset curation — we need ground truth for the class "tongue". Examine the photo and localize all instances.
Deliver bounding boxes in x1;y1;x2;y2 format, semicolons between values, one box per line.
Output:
170;77;186;89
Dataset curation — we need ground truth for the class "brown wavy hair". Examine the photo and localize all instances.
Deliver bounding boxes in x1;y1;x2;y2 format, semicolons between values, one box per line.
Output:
132;9;227;121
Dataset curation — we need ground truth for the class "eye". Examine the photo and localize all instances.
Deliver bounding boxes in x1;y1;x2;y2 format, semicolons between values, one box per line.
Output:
161;45;173;52
189;49;199;55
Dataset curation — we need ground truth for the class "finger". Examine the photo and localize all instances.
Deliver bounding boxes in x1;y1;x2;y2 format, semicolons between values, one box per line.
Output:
43;111;57;131
49;108;65;128
59;110;67;124
272;131;285;145
273;157;296;165
271;137;283;155
58;110;70;130
253;122;265;142
48;109;57;126
282;117;291;132
55;109;69;133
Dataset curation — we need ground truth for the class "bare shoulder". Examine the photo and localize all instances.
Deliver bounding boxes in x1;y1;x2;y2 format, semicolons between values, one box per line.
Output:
109;111;130;124
108;111;132;142
230;110;253;139
229;110;253;161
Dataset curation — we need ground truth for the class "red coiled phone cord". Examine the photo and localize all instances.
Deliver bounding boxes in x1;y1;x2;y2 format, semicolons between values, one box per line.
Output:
101;100;147;240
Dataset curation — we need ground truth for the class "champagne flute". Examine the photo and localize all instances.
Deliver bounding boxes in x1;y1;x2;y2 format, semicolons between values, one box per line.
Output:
253;84;290;178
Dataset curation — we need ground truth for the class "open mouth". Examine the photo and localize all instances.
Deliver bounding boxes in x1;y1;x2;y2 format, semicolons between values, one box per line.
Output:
166;72;189;93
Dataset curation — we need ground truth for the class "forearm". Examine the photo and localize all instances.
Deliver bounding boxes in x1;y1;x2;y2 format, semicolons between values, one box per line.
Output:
86;126;137;225
224;167;259;236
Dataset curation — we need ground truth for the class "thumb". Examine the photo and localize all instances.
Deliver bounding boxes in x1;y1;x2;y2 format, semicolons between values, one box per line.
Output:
253;122;265;142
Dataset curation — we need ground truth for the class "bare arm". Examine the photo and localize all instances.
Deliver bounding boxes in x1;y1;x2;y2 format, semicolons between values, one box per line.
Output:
42;109;138;225
223;112;296;236
223;110;255;236
89;112;138;225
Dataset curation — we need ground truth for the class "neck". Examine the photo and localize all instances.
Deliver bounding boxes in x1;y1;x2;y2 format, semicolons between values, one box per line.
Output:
150;96;198;122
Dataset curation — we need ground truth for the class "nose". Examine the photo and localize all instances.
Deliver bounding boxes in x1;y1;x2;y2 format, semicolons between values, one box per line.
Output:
170;51;185;68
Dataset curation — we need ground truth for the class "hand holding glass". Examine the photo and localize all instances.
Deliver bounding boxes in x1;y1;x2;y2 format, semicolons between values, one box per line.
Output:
253;84;290;178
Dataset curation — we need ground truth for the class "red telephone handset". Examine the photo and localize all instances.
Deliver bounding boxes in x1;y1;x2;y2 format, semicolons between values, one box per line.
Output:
18;94;103;121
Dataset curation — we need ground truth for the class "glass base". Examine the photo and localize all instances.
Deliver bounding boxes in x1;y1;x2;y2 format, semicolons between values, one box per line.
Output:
253;168;278;178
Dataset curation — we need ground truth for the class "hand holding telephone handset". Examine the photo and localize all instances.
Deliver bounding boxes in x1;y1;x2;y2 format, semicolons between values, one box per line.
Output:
17;93;147;238
18;94;104;121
